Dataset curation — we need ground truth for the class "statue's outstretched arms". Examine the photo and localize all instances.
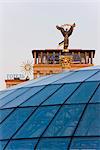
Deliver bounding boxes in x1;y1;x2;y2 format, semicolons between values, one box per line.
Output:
56;25;65;37
68;23;75;37
56;25;63;30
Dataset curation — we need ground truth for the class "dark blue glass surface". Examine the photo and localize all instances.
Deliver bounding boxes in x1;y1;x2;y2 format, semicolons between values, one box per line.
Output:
0;140;8;149
3;86;44;108
0;107;35;139
86;71;100;81
75;104;100;136
43;105;85;137
0;88;29;108
90;84;100;103
37;138;70;150
21;85;61;106
0;66;100;149
66;82;99;104
0;108;13;123
14;106;59;138
42;83;79;105
6;139;37;150
70;137;100;149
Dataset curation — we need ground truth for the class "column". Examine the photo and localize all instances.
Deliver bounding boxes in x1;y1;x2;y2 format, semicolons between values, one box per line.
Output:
41;52;43;64
91;52;93;64
34;51;37;64
85;52;87;64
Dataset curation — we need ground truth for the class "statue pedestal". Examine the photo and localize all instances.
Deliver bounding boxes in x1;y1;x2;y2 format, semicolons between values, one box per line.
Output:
62;49;69;53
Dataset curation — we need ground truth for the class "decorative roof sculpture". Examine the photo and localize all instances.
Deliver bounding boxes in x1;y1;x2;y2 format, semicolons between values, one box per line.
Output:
56;23;76;69
56;23;76;52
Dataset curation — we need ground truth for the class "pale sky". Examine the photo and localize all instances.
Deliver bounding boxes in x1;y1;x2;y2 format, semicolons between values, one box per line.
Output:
0;0;100;90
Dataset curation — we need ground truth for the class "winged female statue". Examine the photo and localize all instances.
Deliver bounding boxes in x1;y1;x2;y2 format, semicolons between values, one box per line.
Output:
56;23;76;51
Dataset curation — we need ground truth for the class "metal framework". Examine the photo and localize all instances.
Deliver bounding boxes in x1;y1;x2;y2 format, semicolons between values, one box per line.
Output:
0;66;100;150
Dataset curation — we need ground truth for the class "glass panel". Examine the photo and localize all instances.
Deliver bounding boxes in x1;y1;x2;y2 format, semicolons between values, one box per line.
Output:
6;139;37;150
24;75;52;87
0;90;15;100
66;82;99;104
75;104;100;136
53;70;98;84
0;88;29;108
0;140;8;149
43;105;85;137
0;107;35;139
90;84;100;103
0;91;6;95
14;106;59;138
0;108;13;123
3;86;44;108
42;83;79;105
70;137;100;149
21;85;61;106
28;71;73;86
24;75;51;87
86;71;100;81
37;138;70;150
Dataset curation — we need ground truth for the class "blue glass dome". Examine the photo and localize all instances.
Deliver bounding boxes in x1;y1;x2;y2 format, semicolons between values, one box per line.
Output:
0;66;100;150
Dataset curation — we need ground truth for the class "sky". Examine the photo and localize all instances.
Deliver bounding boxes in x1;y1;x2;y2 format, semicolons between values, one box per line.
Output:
0;0;100;90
